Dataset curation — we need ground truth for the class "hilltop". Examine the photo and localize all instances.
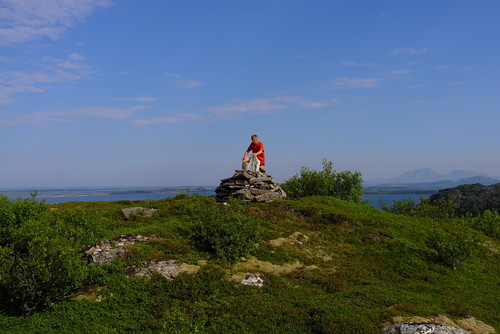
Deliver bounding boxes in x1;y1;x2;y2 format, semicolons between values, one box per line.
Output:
0;195;498;333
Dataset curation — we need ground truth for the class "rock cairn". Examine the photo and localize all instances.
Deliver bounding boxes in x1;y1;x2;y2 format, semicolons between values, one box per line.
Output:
215;170;286;203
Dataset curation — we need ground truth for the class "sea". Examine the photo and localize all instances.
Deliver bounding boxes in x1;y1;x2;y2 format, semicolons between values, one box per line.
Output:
0;186;436;210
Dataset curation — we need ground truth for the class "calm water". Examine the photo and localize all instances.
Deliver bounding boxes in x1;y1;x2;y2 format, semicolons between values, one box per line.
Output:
362;193;435;210
1;187;434;210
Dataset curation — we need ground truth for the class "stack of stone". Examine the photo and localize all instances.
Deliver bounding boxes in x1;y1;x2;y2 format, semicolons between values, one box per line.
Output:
215;170;286;203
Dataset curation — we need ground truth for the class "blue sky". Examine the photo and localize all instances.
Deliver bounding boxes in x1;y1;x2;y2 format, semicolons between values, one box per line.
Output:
1;0;499;188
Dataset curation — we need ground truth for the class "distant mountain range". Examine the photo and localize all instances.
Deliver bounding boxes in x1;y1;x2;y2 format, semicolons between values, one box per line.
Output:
364;168;500;194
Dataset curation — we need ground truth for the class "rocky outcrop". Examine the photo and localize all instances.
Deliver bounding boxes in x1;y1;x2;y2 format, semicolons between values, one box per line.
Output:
125;260;200;279
385;315;496;334
383;322;470;334
84;234;149;264
429;183;500;215
215;170;286;203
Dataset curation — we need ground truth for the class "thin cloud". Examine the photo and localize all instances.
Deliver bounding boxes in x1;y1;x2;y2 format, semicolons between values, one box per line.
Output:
388;69;412;75
132;113;201;125
435;65;454;70
450;81;465;85
208;96;331;119
0;53;91;105
0;0;114;45
341;61;376;67
390;47;428;55
406;100;425;106
115;96;157;102
0;105;139;126
165;73;203;89
326;77;382;89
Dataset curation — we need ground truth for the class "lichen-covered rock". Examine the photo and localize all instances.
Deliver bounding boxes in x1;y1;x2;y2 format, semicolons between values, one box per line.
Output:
215;170;286;203
383;322;470;334
385;315;495;334
122;207;157;220
84;234;149;264
126;260;200;279
230;272;264;287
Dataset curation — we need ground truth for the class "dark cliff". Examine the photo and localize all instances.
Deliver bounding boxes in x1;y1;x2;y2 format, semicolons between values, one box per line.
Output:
429;183;500;215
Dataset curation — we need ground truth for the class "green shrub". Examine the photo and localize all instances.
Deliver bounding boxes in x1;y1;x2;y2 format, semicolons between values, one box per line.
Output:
427;228;477;269
382;196;457;221
468;209;500;239
0;195;100;316
281;159;364;202
0;194;47;245
191;201;259;264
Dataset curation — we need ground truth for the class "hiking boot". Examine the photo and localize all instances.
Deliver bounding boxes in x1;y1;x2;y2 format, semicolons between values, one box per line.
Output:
259;166;266;173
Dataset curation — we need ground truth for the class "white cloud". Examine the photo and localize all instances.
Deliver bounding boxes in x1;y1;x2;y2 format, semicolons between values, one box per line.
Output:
390;47;428;55
0;0;113;45
132;113;201;125
165;73;203;89
326;77;382;89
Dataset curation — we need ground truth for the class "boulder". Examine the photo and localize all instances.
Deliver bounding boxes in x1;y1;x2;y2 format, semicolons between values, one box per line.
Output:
216;170;286;203
122;207;157;220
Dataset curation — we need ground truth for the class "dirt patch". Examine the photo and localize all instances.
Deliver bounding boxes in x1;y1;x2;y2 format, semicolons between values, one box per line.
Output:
73;286;108;302
233;257;317;275
269;232;309;246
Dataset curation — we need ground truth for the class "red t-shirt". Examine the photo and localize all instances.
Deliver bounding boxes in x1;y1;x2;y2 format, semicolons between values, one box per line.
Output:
247;142;265;165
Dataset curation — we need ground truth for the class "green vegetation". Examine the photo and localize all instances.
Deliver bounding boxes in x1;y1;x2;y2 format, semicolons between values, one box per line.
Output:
191;198;260;264
0;193;498;333
281;159;364;202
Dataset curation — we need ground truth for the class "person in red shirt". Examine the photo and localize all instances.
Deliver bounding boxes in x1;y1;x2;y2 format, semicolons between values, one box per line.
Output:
242;134;266;173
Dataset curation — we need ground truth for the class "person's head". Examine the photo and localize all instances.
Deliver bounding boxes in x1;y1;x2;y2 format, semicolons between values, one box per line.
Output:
251;134;259;143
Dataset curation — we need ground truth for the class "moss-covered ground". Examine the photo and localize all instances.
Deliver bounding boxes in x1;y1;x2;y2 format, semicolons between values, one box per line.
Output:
0;195;498;333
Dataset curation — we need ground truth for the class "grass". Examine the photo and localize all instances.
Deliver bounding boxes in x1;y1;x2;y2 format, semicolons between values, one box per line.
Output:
0;195;498;333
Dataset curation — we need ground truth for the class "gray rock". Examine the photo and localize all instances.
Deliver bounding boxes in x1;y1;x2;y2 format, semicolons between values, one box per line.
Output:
126;260;180;279
84;234;149;264
384;323;470;334
241;274;264;287
122;207;157;220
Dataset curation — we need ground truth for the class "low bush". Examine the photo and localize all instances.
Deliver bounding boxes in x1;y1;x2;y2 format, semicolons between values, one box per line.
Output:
381;196;457;221
427;228;478;269
467;209;500;239
0;195;101;316
281;159;364;202
191;200;260;264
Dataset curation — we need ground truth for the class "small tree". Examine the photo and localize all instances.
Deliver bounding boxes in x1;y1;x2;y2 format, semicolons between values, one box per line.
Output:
281;159;364;202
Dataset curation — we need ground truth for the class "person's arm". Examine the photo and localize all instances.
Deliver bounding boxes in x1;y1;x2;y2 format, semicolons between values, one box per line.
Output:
243;144;252;160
